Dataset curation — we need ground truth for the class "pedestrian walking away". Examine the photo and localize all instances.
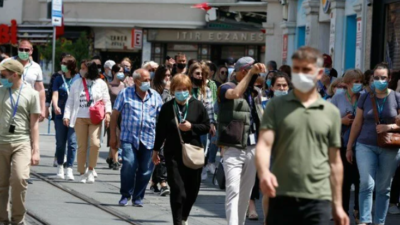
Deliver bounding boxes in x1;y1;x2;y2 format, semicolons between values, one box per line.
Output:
110;68;163;207
0;59;41;225
153;74;210;225
256;47;349;225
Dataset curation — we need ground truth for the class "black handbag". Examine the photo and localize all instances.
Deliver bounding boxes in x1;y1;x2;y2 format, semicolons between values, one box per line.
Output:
212;159;225;190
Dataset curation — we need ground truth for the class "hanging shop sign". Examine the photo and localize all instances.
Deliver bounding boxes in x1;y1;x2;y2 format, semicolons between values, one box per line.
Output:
0;20;17;45
148;29;265;44
52;0;63;27
94;28;142;50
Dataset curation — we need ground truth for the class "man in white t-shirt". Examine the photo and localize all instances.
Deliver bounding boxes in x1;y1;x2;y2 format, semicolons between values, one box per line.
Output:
1;40;46;121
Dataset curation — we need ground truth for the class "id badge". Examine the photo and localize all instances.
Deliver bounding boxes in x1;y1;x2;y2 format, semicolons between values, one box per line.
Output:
249;133;256;145
9;118;16;133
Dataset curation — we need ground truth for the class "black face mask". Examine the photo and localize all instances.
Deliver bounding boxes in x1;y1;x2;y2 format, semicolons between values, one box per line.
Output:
177;63;186;70
192;77;203;86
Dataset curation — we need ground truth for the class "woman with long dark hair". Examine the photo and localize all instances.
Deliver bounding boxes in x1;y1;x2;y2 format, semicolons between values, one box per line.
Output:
152;65;172;102
64;61;112;184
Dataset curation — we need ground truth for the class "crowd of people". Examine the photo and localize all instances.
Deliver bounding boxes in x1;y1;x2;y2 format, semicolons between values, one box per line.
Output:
0;39;399;225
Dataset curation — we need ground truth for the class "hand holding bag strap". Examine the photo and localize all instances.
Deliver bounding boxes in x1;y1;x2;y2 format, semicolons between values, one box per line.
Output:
82;78;90;102
172;104;185;144
369;92;381;125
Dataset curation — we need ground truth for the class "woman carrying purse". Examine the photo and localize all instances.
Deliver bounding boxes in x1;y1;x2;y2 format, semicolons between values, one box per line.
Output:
346;63;400;225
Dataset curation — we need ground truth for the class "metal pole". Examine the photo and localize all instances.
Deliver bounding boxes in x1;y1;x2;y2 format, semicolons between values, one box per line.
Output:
52;26;56;74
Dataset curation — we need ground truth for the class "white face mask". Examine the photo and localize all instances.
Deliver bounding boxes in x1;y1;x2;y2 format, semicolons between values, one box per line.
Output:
291;72;318;93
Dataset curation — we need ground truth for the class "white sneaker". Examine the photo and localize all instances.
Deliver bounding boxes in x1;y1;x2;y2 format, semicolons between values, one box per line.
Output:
56;165;65;179
53;157;58;167
86;170;95;184
388;205;400;214
65;168;75;181
201;168;208;181
93;169;98;178
182;220;188;225
79;173;88;184
64;154;67;164
207;163;216;175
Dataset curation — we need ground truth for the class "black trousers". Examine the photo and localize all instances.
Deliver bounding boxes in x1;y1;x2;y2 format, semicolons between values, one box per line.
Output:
267;196;331;225
250;175;260;200
340;147;360;213
390;165;400;204
152;150;167;184
166;156;202;225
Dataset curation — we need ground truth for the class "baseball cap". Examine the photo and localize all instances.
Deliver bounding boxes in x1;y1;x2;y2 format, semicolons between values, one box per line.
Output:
234;57;255;72
0;59;24;75
104;60;116;69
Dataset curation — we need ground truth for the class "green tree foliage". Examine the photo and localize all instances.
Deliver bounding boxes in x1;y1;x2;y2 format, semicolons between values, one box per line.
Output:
38;32;90;72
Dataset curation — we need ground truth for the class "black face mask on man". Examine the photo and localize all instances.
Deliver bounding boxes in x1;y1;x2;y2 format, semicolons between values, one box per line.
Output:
177;63;186;70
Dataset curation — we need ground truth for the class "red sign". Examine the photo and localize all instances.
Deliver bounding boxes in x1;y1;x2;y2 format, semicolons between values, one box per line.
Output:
282;34;288;61
131;29;142;49
0;20;17;45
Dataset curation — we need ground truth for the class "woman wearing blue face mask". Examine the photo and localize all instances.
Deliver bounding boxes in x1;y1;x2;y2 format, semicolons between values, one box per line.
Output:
326;78;345;102
347;63;400;225
330;69;364;223
152;74;210;225
105;64;125;170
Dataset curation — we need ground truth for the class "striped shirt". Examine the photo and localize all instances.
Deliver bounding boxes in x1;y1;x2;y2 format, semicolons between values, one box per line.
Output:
114;86;163;150
192;86;215;124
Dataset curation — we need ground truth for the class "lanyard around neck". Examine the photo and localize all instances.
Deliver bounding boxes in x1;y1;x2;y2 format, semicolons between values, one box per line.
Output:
345;91;358;114
8;84;24;119
22;61;32;81
61;75;72;95
375;90;389;118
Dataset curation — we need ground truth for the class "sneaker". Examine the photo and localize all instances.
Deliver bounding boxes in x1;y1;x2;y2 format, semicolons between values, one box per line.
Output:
79;173;87;184
182;220;188;225
133;199;143;207
150;184;160;193
388;204;400;215
53;157;58;167
86;170;95;184
201;168;208;181
56;165;65;179
118;196;131;206
65;168;75;181
111;162;121;170
106;158;113;169
160;186;170;196
207;163;216;175
85;168;98;178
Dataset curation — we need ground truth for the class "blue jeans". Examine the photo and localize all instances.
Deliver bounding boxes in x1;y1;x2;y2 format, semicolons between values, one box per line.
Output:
355;142;400;224
208;133;219;164
120;141;154;200
54;116;77;167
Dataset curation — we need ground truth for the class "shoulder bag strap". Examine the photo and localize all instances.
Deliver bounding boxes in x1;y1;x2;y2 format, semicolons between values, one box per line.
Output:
172;104;185;144
61;75;70;95
82;78;90;102
369;92;381;124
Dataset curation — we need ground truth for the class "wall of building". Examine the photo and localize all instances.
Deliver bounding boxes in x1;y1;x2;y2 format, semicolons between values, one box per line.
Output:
0;0;23;24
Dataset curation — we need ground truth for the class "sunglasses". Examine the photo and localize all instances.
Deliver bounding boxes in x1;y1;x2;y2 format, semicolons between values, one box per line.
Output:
61;62;67;65
220;71;226;75
336;85;347;89
373;76;388;80
194;72;202;76
96;64;102;69
18;48;30;52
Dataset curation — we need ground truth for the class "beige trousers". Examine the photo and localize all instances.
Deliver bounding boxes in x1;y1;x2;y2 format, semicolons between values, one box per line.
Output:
74;118;101;174
0;142;31;225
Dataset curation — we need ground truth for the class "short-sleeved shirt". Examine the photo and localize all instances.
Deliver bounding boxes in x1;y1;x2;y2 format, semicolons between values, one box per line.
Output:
52;75;79;114
260;91;341;201
331;91;357;117
357;91;400;147
0;83;41;144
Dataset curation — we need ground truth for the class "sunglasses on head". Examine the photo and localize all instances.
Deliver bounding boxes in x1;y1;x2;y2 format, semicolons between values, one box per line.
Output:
18;48;30;52
374;76;388;81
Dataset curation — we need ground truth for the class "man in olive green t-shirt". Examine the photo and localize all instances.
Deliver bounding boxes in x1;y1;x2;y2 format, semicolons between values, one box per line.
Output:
255;47;349;225
0;59;41;225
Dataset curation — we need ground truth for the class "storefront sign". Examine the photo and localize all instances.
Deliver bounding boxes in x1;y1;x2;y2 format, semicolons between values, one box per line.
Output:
94;28;142;50
355;17;362;69
132;29;142;49
52;0;63;27
0;20;17;44
148;29;265;44
282;34;288;62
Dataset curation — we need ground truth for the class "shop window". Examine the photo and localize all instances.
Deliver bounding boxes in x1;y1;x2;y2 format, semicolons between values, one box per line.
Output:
151;43;164;65
385;3;400;70
345;15;356;70
297;26;306;49
47;1;52;19
0;0;4;7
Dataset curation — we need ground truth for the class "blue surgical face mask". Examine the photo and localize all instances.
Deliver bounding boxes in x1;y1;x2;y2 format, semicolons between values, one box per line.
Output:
266;79;272;87
274;90;288;97
324;68;331;76
373;80;388;91
1;78;13;88
116;72;125;80
351;83;363;93
335;88;345;95
175;91;190;102
139;81;151;92
150;72;155;79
